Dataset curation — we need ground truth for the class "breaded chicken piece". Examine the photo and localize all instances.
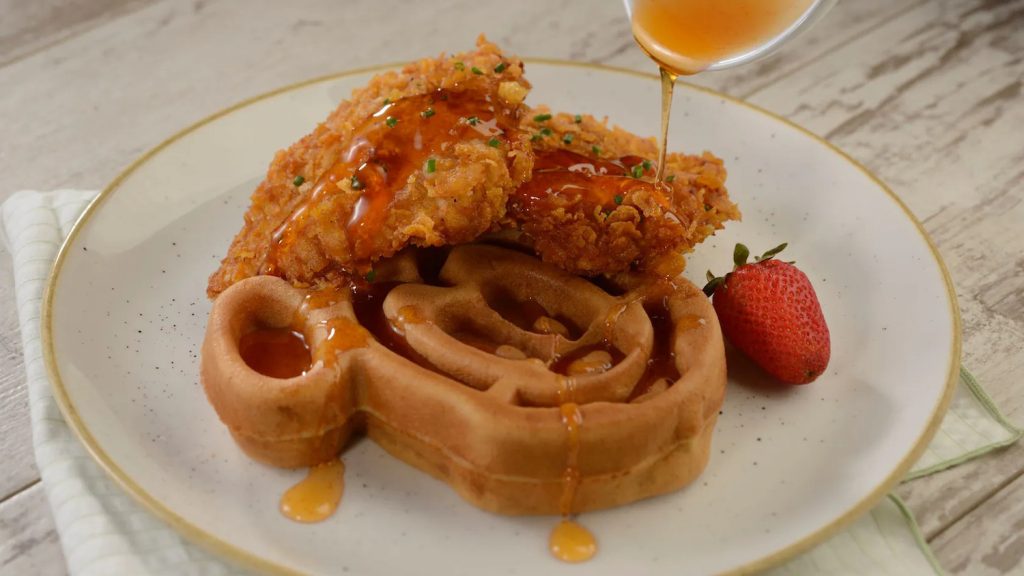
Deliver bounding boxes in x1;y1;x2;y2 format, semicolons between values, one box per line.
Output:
207;37;533;297
504;107;740;277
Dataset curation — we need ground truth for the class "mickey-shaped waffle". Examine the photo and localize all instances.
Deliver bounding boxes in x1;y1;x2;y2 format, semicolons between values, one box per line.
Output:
201;244;726;516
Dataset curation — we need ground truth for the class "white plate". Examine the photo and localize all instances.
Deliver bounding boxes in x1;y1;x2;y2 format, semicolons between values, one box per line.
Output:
44;61;959;575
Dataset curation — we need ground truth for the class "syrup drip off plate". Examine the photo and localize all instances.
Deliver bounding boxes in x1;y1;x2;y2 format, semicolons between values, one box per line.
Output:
44;61;958;575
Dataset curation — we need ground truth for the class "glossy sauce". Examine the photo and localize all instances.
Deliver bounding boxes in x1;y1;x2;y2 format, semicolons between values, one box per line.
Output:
549;519;598;563
238;327;311;378
484;287;581;339
318;317;369;366
550;343;625;376
548;376;598;562
512;149;670;216
629;296;682;400
263;89;519;275
349;281;440;371
280;459;346;523
297;286;370;367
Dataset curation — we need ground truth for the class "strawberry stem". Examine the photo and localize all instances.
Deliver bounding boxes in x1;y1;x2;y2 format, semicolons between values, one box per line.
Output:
733;244;749;269
756;242;788;262
702;271;725;296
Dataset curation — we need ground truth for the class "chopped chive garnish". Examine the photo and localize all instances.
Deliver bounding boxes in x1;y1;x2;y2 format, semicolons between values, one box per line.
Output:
421;107;436;118
467;116;479;125
539;127;553;136
531;134;542;142
487;137;501;147
562;133;574;144
631;165;643;178
494;62;508;73
591;145;601;155
665;174;676;182
292;175;305;187
350;175;364;190
471;66;483;75
533;113;552;123
642;159;652;171
425;158;436;173
614;194;624;205
383;98;391;104
454;61;465;71
574;114;582;123
365;269;377;282
385;116;398;128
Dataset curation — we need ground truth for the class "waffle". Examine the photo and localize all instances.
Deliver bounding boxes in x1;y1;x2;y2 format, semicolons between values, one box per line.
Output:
201;244;726;515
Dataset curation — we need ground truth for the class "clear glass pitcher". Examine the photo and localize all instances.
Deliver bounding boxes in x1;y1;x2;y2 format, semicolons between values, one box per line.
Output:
623;0;837;73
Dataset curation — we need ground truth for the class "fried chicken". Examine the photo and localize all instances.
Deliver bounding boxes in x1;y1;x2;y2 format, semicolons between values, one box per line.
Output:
207;37;533;297
209;38;740;297
502;107;740;277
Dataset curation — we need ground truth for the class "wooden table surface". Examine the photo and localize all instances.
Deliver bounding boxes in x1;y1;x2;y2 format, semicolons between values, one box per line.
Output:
1;0;1022;574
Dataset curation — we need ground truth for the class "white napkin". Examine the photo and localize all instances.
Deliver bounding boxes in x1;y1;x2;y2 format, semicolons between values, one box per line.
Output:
3;190;1019;576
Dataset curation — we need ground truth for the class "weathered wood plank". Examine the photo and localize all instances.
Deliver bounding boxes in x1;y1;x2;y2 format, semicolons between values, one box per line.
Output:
0;0;157;68
0;0;910;196
0;334;36;503
743;0;1024;565
930;469;1024;575
0;482;66;576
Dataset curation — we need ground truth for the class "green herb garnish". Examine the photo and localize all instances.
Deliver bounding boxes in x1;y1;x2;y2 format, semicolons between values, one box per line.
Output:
425;158;436;173
421;107;436;118
631;165;643;178
591;145;600;155
642;159;652;171
292;175;305;187
467;116;479;126
533;113;552;123
350;175;364;190
562;133;574;144
471;66;483;75
454;61;465;71
487;138;501;147
614;194;623;205
385;116;398;128
539;127;553;136
365;269;377;282
494;62;508;73
665;174;676;182
574;114;582;123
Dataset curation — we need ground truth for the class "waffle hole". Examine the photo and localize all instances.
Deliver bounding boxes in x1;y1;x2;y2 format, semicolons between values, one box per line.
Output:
550;344;626;376
238;325;311;379
482;286;583;339
628;299;681;400
586;274;628;296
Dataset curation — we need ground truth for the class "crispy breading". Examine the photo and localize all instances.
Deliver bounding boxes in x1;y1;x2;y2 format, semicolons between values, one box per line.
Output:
207;36;533;297
504;106;740;277
209;41;740;296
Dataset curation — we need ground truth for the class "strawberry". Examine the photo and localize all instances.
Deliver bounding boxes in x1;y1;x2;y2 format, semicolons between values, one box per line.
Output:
703;243;830;384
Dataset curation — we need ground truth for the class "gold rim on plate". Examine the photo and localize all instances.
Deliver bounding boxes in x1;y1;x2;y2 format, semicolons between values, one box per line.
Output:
41;58;961;576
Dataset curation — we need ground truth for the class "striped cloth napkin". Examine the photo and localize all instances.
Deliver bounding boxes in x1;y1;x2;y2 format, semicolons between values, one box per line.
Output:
2;189;1019;576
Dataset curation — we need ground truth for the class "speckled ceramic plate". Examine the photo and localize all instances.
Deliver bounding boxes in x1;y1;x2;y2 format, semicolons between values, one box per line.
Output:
44;61;959;575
